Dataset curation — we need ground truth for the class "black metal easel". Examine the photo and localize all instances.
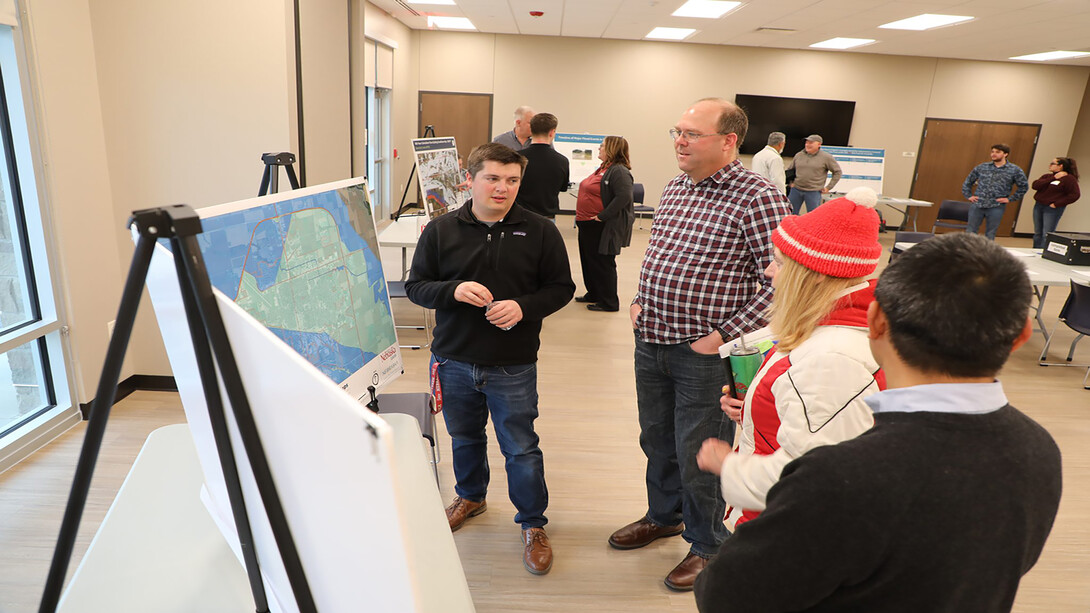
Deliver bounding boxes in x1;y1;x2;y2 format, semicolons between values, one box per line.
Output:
258;151;302;197
39;206;317;613
392;124;436;220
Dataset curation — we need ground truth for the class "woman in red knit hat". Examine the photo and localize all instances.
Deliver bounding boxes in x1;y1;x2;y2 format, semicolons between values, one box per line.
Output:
696;187;887;529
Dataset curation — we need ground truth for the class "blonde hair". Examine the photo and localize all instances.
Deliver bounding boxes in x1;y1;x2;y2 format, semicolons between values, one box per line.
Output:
770;253;866;352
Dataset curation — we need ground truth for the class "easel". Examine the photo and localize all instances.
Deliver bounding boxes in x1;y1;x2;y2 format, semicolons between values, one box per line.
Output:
39;206;317;613
258;152;302;197
392;124;436;220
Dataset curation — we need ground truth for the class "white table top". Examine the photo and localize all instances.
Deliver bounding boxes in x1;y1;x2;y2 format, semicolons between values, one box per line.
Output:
825;193;932;207
59;416;473;612
378;214;427;248
892;243;1090;287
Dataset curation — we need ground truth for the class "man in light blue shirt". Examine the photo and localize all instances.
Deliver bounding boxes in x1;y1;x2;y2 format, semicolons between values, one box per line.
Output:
961;143;1029;240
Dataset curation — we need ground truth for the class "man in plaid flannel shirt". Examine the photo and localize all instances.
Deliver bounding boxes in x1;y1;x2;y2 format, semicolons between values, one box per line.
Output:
608;98;790;591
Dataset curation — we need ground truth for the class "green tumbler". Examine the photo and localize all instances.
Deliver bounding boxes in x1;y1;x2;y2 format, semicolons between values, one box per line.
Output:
729;346;763;399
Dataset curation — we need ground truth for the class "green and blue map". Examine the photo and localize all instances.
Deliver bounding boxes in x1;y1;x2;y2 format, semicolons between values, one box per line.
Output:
196;183;400;386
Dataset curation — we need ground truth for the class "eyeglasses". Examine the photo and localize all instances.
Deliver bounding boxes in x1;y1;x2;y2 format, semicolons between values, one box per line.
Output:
1049;161;1061;165
669;128;727;142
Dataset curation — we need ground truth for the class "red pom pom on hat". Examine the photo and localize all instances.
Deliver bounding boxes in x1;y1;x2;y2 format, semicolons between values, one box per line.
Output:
772;187;883;278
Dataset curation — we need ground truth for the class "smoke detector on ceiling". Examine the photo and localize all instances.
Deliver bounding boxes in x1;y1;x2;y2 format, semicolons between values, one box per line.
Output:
529;11;544;17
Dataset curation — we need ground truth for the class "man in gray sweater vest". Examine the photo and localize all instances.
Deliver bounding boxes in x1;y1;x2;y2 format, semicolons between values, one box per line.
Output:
696;233;1063;613
786;134;842;214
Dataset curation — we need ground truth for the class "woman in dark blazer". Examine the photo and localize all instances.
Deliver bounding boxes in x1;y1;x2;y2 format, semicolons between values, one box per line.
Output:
574;136;634;312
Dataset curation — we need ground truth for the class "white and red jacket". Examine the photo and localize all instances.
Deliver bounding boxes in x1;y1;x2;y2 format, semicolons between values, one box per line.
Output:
721;280;886;528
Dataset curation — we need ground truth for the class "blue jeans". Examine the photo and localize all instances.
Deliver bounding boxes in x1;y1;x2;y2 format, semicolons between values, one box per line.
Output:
1033;203;1065;249
634;336;733;557
788;188;822;215
967;204;1005;240
432;355;548;529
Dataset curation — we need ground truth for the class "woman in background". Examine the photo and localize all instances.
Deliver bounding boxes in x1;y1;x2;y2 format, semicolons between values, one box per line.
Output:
1031;157;1080;249
697;187;886;529
574;136;635;312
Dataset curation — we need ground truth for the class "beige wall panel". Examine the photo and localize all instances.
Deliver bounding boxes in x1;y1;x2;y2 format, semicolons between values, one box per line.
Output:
418;31;494;95
298;0;351;185
24;0;126;401
1063;81;1090;235
376;44;393;89
86;0;294;378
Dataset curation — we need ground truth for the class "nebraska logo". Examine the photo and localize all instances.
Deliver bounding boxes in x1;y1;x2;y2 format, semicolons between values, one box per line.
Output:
380;347;398;360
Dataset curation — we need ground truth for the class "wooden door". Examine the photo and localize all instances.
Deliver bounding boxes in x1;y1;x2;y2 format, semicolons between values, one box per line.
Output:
418;92;493;161
910;119;1039;236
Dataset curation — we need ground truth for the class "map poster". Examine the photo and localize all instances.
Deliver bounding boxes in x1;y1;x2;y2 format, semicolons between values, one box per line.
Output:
194;178;403;401
412;137;468;220
821;146;885;195
554;133;607;212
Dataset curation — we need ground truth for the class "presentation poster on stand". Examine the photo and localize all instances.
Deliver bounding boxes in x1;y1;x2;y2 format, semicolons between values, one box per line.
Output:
822;146;884;194
555;133;607;212
412;137;468;219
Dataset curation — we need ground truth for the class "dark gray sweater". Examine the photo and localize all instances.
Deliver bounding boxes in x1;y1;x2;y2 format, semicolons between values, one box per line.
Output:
695;406;1062;613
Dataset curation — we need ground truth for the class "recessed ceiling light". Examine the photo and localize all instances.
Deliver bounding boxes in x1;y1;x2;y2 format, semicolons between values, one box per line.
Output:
409;0;456;5
1009;50;1090;61
810;37;876;50
879;14;973;31
427;16;476;30
672;1;742;19
646;27;697;41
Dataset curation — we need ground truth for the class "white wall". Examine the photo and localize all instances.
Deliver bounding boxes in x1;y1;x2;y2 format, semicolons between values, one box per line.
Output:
22;0;124;404
1063;80;1090;234
416;32;1089;234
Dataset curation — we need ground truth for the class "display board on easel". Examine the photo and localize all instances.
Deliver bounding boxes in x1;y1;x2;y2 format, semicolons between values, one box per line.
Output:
554;133;607;212
412;137;469;219
822;146;885;194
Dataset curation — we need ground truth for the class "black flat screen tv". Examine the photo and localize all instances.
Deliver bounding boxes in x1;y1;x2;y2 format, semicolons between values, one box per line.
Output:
735;94;855;157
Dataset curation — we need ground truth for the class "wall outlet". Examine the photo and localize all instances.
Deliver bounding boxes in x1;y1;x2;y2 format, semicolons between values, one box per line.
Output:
903;151;916;158
107;319;116;343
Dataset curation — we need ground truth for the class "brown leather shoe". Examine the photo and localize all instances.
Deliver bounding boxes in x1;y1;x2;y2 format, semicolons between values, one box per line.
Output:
608;517;684;550
522;527;553;575
445;497;486;531
664;552;709;592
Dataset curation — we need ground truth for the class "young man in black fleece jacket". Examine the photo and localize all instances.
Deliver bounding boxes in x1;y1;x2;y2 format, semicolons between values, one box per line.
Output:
695;233;1062;612
405;142;575;576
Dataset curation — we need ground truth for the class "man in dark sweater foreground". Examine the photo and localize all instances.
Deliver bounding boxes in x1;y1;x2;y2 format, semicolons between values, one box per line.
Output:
406;143;575;576
695;233;1063;612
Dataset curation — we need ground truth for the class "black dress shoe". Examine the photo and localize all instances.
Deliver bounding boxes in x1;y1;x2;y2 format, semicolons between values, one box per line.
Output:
587;304;619;312
574;294;596;303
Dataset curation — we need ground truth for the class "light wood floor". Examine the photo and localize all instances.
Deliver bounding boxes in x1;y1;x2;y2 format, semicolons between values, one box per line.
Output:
2;222;1089;612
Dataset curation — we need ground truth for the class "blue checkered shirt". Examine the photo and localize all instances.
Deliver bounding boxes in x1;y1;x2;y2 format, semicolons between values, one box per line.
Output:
962;162;1028;209
635;160;791;345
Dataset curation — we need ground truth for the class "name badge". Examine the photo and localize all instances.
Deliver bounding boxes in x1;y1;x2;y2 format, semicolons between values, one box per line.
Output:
1051;180;1061;185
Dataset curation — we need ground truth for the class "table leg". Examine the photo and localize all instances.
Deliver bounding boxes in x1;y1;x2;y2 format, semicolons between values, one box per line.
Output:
1033;285;1050;343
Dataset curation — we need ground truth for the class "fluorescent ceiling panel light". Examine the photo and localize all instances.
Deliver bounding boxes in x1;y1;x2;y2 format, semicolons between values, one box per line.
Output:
879;14;972;30
810;37;875;50
409;0;456;4
646;27;697;40
427;16;476;30
672;0;742;19
1009;50;1090;61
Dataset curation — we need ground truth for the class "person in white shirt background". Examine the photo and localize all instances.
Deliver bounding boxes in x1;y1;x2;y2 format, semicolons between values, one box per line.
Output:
750;132;786;195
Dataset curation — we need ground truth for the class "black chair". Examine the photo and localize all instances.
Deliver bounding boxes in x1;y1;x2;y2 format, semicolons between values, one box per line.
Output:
931;200;972;233
1039;280;1090;389
388;281;432;350
889;231;934;262
632;183;655;230
376;392;440;484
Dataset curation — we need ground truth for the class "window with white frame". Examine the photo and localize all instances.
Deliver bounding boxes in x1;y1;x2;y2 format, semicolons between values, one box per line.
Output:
0;24;71;443
366;85;391;220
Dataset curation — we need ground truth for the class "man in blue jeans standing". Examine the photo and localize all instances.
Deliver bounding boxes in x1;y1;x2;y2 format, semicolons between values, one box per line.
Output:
405;143;575;576
961;143;1029;240
609;98;788;591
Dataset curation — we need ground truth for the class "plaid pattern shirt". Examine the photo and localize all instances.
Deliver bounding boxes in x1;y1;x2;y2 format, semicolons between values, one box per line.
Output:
635;160;790;345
